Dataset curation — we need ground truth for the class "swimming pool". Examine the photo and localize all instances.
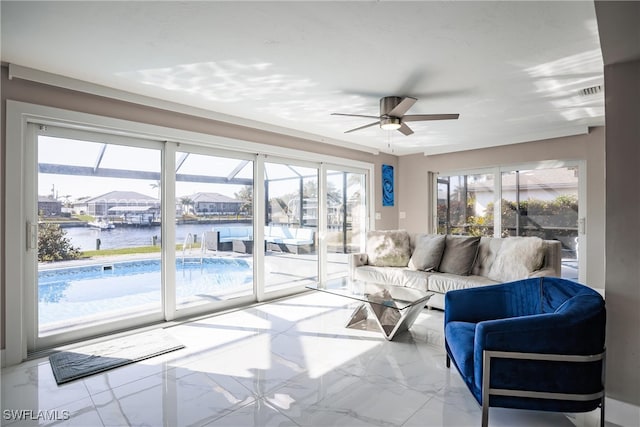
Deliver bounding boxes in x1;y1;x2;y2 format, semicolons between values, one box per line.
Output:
38;257;252;328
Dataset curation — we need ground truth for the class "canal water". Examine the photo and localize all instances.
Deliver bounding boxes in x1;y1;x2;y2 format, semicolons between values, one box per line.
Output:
63;222;247;251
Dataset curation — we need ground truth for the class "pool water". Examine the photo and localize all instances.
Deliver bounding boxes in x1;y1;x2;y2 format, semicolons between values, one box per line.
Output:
38;258;252;327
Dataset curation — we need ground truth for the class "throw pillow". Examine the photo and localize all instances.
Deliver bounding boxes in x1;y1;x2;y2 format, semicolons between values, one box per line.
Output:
408;234;446;271
366;230;411;267
438;235;481;276
487;236;545;282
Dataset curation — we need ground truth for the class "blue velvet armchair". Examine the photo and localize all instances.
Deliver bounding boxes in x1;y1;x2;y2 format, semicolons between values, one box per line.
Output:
444;277;606;427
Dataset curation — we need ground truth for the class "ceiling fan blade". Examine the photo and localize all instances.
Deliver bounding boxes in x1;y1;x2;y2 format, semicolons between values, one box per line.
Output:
388;97;417;117
331;113;380;119
403;113;460;122
344;121;380;134
398;123;414;136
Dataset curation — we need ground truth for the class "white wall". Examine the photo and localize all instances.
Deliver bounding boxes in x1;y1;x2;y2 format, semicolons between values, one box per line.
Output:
595;1;640;418
602;57;640;410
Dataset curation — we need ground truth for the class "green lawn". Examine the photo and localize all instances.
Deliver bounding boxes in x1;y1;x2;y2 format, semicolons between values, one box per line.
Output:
81;243;201;258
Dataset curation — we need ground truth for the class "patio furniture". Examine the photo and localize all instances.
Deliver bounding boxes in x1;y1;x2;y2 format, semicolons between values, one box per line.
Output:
211;225;315;253
212;226;253;251
444;277;606;427
265;225;315;254
232;239;254;254
202;231;218;252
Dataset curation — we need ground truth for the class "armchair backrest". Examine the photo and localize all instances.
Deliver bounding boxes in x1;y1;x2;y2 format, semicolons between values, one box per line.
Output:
549;293;606;354
448;277;603;318
540;276;601;313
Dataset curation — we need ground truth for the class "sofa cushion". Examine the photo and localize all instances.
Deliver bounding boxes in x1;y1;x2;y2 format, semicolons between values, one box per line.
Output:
487;236;545;282
471;237;504;277
228;226;252;238
438;235;481;275
294;228;315;244
269;225;294;239
445;321;477;386
366;230;411;267
215;227;230;237
354;265;429;292
428;273;498;294
408;234;446;271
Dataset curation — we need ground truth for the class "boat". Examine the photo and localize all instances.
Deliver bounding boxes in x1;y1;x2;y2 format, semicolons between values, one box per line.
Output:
88;217;116;230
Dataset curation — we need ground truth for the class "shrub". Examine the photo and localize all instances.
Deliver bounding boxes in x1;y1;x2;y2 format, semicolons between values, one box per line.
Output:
38;223;81;262
441;194;579;238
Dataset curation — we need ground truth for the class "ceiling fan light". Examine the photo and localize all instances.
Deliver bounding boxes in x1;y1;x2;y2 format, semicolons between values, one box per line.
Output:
380;117;401;130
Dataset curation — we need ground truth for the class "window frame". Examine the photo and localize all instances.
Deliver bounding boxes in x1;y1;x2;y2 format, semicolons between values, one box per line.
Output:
4;100;374;364
435;160;586;282
30;124;168;351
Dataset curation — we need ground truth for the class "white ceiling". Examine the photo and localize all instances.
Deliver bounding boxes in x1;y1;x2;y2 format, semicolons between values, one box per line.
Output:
1;1;605;156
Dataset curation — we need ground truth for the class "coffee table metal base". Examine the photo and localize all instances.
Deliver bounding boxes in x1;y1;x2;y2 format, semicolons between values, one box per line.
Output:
345;300;425;341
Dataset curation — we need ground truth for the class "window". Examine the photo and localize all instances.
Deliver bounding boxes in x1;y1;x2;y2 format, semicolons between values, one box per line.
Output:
36;129;164;344
264;161;318;293
501;167;579;278
6;101;372;359
5;101;373;363
437;173;495;236
437;165;581;280
174;150;255;311
326;169;367;278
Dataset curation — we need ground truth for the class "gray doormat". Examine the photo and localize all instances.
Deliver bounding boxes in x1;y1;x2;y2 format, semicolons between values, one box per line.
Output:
49;329;185;384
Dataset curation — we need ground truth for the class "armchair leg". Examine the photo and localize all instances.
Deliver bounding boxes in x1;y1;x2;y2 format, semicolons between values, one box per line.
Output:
481;401;489;427
482;350;490;427
600;398;605;427
446;354;450;368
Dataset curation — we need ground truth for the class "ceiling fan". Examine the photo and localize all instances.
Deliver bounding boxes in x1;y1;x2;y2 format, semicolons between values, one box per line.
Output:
332;96;459;136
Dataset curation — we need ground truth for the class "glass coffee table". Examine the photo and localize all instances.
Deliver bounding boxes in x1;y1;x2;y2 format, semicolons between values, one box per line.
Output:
307;278;433;341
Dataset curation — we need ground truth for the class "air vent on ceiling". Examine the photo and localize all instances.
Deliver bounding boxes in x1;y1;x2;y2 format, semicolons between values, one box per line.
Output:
580;85;602;96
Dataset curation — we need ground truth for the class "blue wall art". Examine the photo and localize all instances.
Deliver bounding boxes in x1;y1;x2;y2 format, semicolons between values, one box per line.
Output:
382;164;394;206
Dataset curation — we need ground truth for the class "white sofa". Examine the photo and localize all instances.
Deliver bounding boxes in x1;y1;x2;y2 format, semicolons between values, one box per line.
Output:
211;225;315;254
349;231;561;310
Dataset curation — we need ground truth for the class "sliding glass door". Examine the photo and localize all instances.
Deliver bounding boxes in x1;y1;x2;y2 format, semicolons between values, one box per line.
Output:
436;164;582;279
173;149;255;313
18;111;372;355
34;127;164;346
325;168;367;278
501;167;580;278
437;173;495;236
263;160;318;294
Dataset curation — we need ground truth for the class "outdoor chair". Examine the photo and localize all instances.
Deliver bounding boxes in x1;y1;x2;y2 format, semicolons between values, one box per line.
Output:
202;231;218;252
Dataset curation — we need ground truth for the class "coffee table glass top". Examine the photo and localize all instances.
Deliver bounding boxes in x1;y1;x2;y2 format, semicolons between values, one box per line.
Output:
307;277;433;311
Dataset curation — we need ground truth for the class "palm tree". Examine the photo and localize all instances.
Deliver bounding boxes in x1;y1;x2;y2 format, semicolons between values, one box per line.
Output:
234;185;253;218
180;196;194;216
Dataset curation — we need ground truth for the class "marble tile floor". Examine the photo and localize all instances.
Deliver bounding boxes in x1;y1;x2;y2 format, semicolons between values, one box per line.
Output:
1;291;605;427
